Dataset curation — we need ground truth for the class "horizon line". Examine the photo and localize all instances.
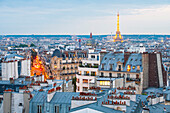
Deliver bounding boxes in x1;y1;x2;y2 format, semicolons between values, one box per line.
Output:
1;33;170;36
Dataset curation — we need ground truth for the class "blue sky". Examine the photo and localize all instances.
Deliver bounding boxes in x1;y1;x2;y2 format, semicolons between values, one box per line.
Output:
0;0;170;35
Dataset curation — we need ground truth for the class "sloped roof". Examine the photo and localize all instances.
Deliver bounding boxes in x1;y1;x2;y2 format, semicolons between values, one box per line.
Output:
99;53;143;72
50;92;79;104
52;49;61;57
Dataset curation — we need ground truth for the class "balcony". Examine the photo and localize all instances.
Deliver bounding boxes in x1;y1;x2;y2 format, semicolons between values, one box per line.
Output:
78;74;96;76
126;78;141;84
79;65;98;68
61;72;78;75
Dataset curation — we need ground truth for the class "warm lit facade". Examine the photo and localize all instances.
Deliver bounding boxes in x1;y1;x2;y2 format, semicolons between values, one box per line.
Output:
98;52;167;94
50;49;87;80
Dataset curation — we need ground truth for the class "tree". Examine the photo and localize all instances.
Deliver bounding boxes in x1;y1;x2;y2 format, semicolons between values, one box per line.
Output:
30;43;36;47
72;77;76;92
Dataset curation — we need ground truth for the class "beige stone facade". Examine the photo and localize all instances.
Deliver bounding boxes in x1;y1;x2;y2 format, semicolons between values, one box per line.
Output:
50;56;82;80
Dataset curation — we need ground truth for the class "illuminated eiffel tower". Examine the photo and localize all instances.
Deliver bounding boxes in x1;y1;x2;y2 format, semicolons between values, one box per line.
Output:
113;13;123;42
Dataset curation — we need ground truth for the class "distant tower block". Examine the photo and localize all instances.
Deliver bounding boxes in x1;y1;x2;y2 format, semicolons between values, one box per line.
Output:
113;13;123;42
79;39;81;48
90;32;92;38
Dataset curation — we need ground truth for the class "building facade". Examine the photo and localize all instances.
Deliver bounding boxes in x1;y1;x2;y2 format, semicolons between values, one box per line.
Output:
50;49;87;80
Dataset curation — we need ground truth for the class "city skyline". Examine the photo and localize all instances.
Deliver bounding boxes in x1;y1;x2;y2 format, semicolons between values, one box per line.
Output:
0;0;170;35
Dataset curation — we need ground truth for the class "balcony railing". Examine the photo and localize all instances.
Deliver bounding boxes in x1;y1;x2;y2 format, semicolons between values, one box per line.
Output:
62;62;79;64
77;74;96;76
61;72;78;75
79;65;98;68
126;78;141;82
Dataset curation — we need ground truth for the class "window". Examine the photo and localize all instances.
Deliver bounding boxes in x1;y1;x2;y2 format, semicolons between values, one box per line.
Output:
97;56;99;60
110;64;112;70
118;65;121;71
84;71;89;75
19;103;22;106
91;72;96;76
99;81;110;86
37;105;42;113
77;78;79;83
91;55;95;58
83;79;88;83
117;73;121;78
136;74;139;79
54;106;59;113
127;65;131;72
101;72;104;77
105;58;107;60
102;64;104;70
109;73;112;77
127;74;130;78
83;87;88;91
137;66;140;70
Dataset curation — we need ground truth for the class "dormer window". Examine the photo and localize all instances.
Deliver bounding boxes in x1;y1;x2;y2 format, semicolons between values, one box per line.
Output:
54;61;57;65
127;65;131;72
118;65;121;71
101;72;104;77
110;64;112;70
102;64;104;70
137;66;140;70
91;55;95;58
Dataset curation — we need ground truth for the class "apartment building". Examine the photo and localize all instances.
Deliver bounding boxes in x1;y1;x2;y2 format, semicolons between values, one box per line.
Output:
0;54;30;80
98;52;167;94
50;49;87;80
76;48;100;92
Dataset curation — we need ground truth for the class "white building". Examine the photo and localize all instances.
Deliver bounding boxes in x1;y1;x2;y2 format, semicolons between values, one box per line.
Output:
127;44;146;53
1;54;30;80
76;48;100;92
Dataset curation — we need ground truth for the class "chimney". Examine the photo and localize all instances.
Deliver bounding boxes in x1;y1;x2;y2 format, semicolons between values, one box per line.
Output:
47;88;56;102
124;52;131;66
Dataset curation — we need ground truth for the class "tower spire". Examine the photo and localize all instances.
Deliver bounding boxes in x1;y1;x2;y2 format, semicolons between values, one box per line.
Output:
117;12;120;32
113;12;123;43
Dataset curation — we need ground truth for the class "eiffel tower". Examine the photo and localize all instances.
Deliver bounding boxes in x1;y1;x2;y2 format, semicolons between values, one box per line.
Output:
113;13;123;42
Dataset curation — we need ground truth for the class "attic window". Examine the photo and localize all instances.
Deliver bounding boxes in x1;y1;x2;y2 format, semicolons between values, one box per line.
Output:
19;103;23;106
127;65;131;72
54;61;57;64
137;66;140;70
